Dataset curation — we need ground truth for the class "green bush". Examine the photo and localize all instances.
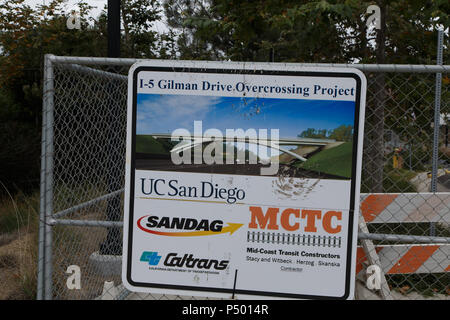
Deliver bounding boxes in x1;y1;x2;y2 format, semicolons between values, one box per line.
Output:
361;167;417;193
383;168;417;193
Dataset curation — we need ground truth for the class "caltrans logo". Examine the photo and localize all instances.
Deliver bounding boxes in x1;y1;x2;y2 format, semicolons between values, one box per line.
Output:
140;251;162;266
137;215;243;237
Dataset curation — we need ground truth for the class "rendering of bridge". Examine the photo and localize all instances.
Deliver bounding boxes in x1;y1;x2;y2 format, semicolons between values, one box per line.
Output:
149;133;336;162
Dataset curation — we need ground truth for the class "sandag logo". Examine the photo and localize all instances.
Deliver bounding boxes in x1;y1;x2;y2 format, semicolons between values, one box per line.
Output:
137;215;242;237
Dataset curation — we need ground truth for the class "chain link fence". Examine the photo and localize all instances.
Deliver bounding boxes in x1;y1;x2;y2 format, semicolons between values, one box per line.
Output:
38;54;450;300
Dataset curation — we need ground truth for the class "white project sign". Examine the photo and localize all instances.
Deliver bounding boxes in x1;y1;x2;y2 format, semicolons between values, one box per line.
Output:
122;61;366;299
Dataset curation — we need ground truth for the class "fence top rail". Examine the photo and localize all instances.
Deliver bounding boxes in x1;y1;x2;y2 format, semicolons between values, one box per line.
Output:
48;54;450;73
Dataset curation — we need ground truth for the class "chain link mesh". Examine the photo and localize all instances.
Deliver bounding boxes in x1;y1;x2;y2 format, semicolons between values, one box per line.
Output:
42;58;450;300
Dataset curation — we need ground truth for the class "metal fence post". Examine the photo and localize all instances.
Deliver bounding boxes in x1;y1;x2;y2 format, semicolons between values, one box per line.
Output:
431;29;444;236
43;54;55;300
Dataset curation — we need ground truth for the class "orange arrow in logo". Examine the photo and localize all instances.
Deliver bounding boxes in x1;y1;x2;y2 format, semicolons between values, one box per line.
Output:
137;216;243;237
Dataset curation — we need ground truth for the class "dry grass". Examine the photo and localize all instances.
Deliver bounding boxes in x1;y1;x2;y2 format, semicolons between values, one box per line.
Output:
0;190;39;300
0;186;121;300
0;231;37;299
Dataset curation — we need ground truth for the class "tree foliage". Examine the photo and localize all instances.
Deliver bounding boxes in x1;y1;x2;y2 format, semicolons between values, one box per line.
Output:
329;125;353;142
164;0;449;63
121;0;165;58
298;125;353;142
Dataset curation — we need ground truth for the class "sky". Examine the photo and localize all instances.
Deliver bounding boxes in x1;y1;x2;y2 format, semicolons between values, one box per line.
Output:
136;93;356;138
